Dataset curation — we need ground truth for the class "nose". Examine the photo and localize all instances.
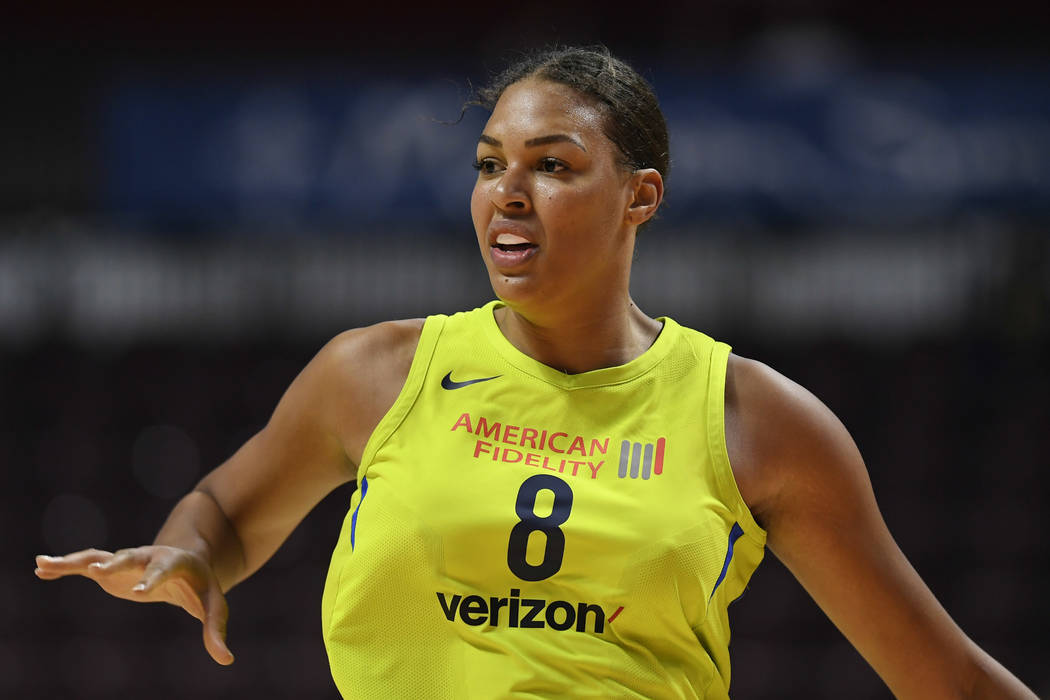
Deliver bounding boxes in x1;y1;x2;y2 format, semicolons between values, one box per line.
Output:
490;164;531;214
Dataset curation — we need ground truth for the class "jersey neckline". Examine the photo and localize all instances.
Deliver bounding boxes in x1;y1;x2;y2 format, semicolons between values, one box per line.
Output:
479;300;679;390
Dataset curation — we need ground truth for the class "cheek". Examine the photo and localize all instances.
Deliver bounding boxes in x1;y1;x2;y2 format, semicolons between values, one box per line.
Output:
533;181;582;220
470;183;487;233
544;185;619;231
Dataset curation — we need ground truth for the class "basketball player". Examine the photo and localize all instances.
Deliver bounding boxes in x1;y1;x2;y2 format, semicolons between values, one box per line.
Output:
35;47;1037;698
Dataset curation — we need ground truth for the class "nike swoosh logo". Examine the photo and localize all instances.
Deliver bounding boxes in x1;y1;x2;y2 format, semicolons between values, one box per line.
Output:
441;371;501;390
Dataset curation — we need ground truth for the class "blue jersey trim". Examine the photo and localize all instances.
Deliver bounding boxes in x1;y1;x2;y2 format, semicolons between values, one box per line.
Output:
710;522;744;601
350;476;369;550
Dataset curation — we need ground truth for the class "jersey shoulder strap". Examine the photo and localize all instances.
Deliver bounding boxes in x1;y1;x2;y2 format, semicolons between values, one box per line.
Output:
358;313;448;470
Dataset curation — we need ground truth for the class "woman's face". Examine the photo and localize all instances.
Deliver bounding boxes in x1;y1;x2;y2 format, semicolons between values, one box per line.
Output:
471;78;639;313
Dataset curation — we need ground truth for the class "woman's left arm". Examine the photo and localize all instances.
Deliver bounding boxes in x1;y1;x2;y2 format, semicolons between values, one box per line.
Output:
725;354;1037;700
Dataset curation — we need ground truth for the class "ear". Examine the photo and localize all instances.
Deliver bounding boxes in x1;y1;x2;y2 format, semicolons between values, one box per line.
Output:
625;168;664;226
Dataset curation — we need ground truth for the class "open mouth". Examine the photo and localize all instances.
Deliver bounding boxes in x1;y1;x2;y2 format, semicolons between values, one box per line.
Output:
490;234;539;267
494;242;537;253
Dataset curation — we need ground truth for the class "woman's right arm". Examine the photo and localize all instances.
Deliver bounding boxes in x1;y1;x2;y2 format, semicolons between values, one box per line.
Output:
34;318;424;665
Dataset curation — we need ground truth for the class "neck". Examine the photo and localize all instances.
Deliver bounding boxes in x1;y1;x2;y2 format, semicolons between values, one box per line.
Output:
494;296;662;374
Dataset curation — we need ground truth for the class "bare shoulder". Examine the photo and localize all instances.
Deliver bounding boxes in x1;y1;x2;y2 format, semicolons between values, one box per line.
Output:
319;318;426;380
301;318;426;465
725;353;865;531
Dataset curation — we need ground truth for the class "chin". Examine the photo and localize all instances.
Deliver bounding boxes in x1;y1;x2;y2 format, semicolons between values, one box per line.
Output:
487;269;541;308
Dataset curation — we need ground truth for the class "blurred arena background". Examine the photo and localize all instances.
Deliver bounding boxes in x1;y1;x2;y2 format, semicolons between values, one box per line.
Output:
3;1;1048;697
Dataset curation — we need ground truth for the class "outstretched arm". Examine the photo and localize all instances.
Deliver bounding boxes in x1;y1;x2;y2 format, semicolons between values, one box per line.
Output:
35;319;423;665
725;354;1037;699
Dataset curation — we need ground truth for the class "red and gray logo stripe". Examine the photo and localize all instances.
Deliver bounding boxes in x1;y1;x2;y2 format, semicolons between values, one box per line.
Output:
618;438;666;479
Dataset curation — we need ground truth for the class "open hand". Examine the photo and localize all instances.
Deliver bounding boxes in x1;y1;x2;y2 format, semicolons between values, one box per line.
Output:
35;546;234;665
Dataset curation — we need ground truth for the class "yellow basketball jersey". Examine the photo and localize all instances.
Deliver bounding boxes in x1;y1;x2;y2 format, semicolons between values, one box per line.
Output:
321;301;766;698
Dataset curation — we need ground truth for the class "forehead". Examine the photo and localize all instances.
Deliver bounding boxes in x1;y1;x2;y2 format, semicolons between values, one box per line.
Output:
483;78;609;146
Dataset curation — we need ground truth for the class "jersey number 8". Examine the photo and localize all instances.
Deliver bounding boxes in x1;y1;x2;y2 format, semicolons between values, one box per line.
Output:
507;474;574;581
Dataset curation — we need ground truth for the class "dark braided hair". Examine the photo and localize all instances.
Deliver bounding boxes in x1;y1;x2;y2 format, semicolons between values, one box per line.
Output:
473;46;670;187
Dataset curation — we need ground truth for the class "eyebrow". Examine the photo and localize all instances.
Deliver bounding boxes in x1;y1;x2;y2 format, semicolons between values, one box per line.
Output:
478;134;587;152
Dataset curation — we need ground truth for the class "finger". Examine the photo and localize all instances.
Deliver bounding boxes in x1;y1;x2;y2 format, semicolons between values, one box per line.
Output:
90;548;148;576
201;586;233;665
131;559;173;595
35;550;113;575
34;567;68;580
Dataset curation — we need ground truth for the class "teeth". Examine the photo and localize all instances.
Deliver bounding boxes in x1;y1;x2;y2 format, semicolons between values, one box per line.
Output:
495;233;530;245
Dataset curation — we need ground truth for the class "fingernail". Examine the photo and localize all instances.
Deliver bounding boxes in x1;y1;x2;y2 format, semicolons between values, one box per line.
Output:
89;562;103;569
132;583;145;591
38;555;56;561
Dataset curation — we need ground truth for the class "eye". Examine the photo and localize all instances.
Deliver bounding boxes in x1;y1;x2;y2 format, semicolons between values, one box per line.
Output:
472;157;503;175
538;157;567;174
